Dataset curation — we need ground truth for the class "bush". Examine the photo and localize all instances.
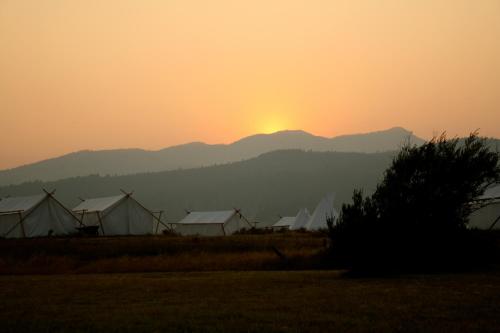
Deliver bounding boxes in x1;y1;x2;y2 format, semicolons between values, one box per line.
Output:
329;133;500;272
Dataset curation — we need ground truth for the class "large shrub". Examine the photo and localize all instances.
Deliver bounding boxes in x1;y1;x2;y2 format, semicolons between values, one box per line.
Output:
328;133;500;271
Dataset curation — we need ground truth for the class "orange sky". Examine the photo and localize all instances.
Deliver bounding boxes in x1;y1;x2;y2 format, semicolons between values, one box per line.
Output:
1;0;499;169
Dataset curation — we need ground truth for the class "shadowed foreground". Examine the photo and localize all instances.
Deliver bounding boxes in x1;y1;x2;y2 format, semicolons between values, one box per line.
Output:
1;271;499;333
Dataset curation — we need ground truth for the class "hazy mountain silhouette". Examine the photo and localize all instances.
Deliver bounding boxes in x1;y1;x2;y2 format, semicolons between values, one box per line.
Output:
0;150;394;226
0;127;423;186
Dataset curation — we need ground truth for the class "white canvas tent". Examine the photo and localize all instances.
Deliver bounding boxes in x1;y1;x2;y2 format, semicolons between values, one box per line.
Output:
73;192;167;235
271;216;296;231
305;193;338;230
173;209;252;236
272;208;311;231
0;190;80;238
469;184;500;230
290;208;312;230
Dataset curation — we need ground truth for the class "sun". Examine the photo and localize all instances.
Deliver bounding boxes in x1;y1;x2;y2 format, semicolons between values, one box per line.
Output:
261;119;288;134
247;98;297;134
255;109;294;134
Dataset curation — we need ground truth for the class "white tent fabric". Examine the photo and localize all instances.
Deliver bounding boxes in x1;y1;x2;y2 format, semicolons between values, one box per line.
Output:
469;184;500;230
73;194;155;235
73;195;125;212
0;193;80;238
477;185;500;200
272;208;311;230
178;211;235;224
291;208;311;230
305;193;338;230
174;210;251;236
0;194;45;212
272;216;296;230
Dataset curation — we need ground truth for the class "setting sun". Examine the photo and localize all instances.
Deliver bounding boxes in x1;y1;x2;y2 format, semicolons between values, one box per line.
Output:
0;0;499;170
249;99;298;134
259;115;290;134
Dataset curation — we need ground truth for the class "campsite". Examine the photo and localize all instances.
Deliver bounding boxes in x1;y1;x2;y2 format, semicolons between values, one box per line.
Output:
1;136;500;332
2;1;500;331
1;141;500;331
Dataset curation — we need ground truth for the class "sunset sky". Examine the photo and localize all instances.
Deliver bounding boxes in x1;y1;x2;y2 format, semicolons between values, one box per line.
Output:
1;0;499;169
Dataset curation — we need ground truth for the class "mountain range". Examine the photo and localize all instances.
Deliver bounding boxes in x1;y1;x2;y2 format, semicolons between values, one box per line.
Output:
1;127;498;226
0;127;424;186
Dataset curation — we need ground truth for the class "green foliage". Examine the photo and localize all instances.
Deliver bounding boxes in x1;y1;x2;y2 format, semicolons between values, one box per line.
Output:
329;133;500;270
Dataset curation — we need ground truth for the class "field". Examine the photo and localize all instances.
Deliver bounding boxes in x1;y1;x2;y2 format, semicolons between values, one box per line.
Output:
1;233;499;332
0;233;327;274
1;271;500;332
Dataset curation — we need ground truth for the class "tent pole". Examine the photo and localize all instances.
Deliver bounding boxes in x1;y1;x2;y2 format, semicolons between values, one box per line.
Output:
155;211;163;234
97;212;105;236
3;193;49;238
43;189;84;227
234;209;253;229
488;214;500;230
0;210;23;237
221;223;226;236
18;211;26;238
128;195;172;231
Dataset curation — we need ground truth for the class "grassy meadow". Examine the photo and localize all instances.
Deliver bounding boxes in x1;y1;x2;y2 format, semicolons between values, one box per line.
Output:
0;233;328;274
1;233;499;332
1;270;499;333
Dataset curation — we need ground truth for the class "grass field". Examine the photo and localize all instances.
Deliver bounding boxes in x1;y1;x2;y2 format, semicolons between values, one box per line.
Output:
1;270;499;332
0;233;327;274
1;233;499;332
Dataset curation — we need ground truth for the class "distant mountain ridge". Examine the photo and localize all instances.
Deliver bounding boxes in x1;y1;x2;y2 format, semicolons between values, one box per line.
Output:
0;127;424;185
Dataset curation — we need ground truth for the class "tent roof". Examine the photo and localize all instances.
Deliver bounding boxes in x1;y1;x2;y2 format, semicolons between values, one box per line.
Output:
305;193;338;230
273;216;295;228
0;194;46;213
73;195;126;212
479;184;500;200
177;210;237;225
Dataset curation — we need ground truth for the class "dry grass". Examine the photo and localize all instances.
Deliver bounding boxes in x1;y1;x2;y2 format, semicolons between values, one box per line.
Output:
0;270;499;333
0;233;327;274
1;233;499;332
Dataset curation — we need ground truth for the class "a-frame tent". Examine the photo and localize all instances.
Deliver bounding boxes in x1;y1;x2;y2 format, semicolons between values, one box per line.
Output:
305;193;338;230
0;190;81;238
173;209;252;236
290;208;312;230
73;191;169;236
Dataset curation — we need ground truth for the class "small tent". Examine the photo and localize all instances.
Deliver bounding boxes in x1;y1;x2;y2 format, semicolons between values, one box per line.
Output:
469;184;500;230
173;209;252;236
73;192;165;235
0;191;80;238
271;216;296;231
272;208;311;231
305;193;338;230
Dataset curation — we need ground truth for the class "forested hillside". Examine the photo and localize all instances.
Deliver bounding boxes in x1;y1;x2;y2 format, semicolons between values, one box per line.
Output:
0;150;394;225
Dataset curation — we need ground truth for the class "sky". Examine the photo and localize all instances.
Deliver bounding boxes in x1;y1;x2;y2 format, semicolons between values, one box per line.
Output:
1;0;499;169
